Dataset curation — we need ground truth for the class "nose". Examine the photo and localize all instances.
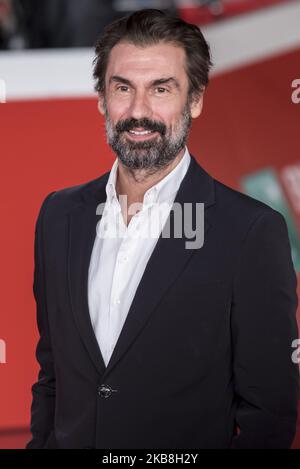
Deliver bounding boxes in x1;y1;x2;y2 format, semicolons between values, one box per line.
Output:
128;90;152;120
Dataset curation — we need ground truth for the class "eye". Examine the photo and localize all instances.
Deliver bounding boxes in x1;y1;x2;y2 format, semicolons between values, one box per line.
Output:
155;87;168;94
117;85;129;92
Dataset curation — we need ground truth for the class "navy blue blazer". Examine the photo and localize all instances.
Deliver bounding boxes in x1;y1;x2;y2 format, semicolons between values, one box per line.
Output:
26;154;299;449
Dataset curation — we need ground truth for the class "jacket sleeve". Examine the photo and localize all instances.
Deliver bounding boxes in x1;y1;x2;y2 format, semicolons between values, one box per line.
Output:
230;210;299;449
26;191;57;449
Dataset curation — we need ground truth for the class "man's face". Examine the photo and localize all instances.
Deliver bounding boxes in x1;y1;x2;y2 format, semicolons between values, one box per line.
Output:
98;41;204;171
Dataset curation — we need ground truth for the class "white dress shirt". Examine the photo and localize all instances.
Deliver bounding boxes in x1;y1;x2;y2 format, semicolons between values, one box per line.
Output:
88;146;191;366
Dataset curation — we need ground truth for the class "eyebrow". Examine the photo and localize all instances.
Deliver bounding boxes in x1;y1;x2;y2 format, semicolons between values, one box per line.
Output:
109;75;181;89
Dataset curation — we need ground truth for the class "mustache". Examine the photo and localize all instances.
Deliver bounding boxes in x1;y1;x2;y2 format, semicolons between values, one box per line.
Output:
115;118;166;136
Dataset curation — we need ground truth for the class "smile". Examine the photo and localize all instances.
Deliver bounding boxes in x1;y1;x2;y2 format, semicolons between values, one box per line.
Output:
128;130;154;135
125;129;158;140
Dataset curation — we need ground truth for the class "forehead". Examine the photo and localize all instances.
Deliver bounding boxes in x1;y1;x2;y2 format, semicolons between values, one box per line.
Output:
106;41;187;83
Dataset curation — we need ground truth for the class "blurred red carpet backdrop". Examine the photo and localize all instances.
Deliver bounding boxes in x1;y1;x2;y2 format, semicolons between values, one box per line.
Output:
0;46;299;447
179;0;292;25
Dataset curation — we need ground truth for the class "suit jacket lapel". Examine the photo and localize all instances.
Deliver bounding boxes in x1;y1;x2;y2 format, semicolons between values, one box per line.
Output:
102;155;216;378
67;176;109;376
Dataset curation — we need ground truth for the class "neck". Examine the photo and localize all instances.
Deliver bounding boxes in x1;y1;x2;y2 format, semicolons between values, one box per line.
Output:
115;147;186;205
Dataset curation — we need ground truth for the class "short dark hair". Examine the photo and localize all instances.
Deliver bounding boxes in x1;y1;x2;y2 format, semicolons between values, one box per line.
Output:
93;9;213;100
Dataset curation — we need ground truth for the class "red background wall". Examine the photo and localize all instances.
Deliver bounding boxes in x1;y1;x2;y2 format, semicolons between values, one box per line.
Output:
0;46;299;445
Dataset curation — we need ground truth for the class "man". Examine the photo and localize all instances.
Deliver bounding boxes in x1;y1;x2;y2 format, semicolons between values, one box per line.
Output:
26;9;299;449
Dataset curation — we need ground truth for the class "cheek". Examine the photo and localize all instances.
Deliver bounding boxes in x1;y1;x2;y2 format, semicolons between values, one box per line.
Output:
154;101;185;124
150;109;175;129
106;98;129;122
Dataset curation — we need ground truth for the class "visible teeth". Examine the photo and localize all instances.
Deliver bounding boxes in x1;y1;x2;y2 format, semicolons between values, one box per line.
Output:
129;130;153;135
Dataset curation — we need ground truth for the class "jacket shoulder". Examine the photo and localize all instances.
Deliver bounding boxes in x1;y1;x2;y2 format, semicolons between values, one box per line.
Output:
212;177;287;235
39;171;110;216
214;177;282;216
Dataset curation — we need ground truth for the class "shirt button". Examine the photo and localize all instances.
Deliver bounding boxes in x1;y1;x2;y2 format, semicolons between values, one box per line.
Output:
117;255;128;263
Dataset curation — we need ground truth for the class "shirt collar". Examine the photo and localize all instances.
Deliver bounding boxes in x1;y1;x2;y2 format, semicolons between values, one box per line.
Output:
105;146;191;207
105;157;119;205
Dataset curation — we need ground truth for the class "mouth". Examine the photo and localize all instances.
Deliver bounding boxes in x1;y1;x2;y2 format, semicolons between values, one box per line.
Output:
125;128;158;140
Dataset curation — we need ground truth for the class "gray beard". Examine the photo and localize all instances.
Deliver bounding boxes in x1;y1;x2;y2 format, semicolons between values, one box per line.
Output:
104;103;192;173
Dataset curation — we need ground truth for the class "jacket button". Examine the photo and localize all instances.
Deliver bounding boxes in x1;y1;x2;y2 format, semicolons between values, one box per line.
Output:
98;384;115;398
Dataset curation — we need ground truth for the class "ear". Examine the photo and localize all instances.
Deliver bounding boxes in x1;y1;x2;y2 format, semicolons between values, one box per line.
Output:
190;89;205;118
97;94;105;116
